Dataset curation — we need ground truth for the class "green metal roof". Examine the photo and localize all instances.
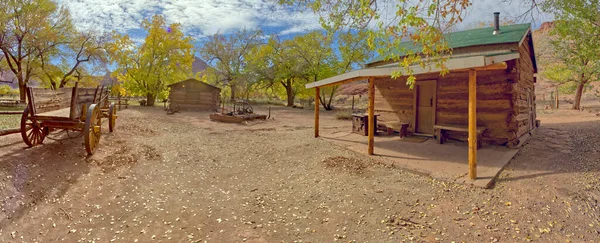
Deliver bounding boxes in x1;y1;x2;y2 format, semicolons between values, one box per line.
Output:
367;23;531;65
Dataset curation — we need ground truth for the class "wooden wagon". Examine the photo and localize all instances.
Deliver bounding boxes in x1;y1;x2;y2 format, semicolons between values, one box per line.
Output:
94;86;117;132
20;83;116;155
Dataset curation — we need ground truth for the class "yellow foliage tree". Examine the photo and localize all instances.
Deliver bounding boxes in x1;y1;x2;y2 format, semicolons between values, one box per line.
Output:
108;15;194;106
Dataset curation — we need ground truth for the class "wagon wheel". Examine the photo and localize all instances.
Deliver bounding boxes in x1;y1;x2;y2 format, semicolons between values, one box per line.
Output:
84;104;102;155
245;105;253;114
20;106;48;147
108;102;116;132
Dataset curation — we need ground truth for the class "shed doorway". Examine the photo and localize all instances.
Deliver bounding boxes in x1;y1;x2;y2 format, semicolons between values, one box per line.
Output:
414;80;437;135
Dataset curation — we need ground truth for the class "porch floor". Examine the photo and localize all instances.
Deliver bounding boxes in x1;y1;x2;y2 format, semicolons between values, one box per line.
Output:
321;131;519;188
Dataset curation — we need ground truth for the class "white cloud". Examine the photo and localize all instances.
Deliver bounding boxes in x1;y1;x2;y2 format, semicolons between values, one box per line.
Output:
59;0;161;33
57;0;323;38
57;0;552;41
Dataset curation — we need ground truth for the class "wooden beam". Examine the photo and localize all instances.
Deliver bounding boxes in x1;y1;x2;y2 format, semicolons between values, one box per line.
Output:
0;111;22;115
0;128;20;136
310;77;368;89
368;77;375;155
70;82;79;119
305;55;490;89
473;62;508;71
306;61;510;90
468;69;477;180
314;87;320;138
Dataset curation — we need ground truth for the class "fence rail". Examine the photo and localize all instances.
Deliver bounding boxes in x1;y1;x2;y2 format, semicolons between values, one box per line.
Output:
0;111;22;115
0;128;20;136
0;98;21;107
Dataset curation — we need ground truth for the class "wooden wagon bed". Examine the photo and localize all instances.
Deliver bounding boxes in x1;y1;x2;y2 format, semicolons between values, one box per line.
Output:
20;84;117;155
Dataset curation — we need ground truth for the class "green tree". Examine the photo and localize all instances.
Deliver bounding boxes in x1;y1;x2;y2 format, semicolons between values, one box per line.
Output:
278;0;472;85
200;29;263;101
0;84;11;96
38;32;110;89
0;0;109;100
245;30;372;109
319;30;373;110
543;0;600;110
0;0;72;101
282;30;372;110
109;15;195;106
287;31;337;109
246;35;307;106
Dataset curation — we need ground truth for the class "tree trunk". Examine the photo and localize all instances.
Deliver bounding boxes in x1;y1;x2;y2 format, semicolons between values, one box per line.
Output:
285;79;294;107
18;80;26;102
230;84;236;102
555;87;559;109
326;88;335;110
319;87;335;110
146;93;156;106
572;81;585;110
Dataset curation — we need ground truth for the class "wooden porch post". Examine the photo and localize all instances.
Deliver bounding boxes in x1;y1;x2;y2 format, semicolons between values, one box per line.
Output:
468;69;477;180
368;77;375;155
314;87;320;138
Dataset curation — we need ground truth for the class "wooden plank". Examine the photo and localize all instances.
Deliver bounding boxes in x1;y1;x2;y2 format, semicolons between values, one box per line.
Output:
468;69;477;180
368;78;375;155
314;87;320;138
70;83;78;119
434;124;485;133
374;96;413;103
437;99;513;113
27;87;36;115
173;104;219;110
209;113;265;123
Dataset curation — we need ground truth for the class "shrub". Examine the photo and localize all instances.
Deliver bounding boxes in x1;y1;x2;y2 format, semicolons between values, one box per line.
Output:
335;109;353;120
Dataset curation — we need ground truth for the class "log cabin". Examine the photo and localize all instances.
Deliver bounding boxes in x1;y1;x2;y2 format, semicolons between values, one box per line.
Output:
168;78;221;111
306;13;538;179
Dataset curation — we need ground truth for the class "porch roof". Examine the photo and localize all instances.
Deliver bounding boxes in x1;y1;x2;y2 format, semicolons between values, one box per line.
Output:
305;52;519;89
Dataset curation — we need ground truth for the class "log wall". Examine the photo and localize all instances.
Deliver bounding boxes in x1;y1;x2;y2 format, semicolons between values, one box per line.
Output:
169;80;220;111
373;77;414;129
374;68;517;145
510;34;537;143
371;38;537;146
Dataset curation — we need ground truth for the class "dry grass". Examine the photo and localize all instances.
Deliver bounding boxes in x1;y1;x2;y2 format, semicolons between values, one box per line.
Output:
322;156;371;174
0;114;20;129
334;109;353;120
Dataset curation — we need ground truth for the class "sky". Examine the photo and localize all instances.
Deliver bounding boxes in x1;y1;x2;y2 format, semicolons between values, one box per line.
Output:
56;0;553;49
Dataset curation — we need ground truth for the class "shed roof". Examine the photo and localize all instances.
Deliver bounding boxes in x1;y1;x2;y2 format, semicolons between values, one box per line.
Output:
168;78;221;90
367;23;532;65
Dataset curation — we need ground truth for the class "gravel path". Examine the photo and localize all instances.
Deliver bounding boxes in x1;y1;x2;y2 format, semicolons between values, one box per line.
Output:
0;106;598;242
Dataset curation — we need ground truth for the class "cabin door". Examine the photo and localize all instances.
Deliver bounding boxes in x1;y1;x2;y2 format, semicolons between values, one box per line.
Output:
415;81;436;135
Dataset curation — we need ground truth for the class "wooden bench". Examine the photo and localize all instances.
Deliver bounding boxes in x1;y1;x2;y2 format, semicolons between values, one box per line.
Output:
434;125;485;149
385;122;409;138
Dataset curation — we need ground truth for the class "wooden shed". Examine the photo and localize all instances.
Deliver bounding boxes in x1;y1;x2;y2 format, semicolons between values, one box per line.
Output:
168;78;221;111
306;20;538;180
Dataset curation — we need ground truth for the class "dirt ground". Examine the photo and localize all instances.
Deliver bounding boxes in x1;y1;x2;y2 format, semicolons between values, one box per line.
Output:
0;105;598;242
